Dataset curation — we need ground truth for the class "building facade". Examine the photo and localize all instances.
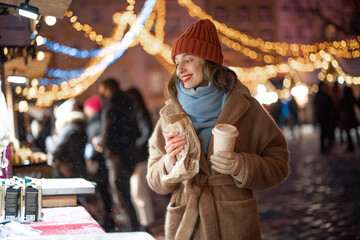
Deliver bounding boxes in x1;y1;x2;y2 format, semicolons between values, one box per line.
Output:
38;0;357;120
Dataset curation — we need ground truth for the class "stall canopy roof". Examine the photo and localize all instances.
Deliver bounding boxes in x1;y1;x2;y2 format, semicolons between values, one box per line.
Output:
4;52;51;79
0;0;72;19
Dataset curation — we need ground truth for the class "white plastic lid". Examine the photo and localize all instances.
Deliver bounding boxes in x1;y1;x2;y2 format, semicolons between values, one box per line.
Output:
212;124;239;137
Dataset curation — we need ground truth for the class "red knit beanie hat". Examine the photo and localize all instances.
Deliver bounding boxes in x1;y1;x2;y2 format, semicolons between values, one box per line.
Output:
171;19;223;66
84;95;102;113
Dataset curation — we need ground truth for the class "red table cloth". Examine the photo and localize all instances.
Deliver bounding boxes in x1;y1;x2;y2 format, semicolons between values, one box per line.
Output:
27;206;105;235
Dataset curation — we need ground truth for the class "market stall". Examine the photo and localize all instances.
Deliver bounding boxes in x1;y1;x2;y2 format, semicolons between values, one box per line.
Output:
10;147;55;179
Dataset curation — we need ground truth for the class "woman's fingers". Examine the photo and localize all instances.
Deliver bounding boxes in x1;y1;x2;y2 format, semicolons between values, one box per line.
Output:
210;154;235;171
164;133;185;151
213;151;234;159
210;152;242;175
168;145;184;161
164;131;186;164
166;139;186;154
165;131;179;142
210;158;232;169
210;154;233;164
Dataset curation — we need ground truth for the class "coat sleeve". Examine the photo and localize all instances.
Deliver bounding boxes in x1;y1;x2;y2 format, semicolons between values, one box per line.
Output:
146;118;179;195
234;100;290;191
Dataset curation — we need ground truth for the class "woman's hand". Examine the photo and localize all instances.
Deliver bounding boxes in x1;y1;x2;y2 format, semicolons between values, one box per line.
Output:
210;151;243;175
164;131;186;164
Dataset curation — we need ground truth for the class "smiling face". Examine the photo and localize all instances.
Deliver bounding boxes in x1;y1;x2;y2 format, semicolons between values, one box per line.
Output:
175;54;207;89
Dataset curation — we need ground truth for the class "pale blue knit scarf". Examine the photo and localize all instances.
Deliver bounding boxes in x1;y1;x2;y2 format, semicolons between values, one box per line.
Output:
176;81;228;155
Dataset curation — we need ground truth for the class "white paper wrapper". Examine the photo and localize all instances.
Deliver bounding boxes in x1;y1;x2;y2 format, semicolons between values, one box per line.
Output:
0;221;42;237
161;112;200;184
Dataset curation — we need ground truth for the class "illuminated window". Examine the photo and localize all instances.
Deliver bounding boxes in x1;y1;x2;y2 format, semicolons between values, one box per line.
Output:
298;26;310;40
261;30;272;41
259;6;271;22
281;0;291;11
215;6;228;22
149;71;163;94
327;0;336;9
237;7;250;22
91;9;102;23
295;1;306;11
282;27;292;41
294;1;309;16
314;0;322;9
167;16;180;34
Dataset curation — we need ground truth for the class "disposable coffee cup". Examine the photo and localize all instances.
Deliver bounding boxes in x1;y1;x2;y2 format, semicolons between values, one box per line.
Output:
212;124;239;154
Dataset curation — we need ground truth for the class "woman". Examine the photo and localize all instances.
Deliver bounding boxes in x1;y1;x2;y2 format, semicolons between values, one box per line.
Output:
147;19;289;239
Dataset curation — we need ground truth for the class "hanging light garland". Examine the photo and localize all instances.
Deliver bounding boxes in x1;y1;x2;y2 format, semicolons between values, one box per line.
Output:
177;0;360;59
20;0;158;107
318;55;360;85
65;10;112;46
39;37;100;58
114;10;360;86
42;0;165;73
33;0;166;87
18;0;360;108
41;0;360;86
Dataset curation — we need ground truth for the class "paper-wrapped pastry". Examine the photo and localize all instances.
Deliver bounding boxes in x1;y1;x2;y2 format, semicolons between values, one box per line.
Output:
161;112;200;184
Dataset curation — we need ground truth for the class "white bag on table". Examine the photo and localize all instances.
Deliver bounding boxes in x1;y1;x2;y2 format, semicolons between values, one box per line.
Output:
0;80;11;176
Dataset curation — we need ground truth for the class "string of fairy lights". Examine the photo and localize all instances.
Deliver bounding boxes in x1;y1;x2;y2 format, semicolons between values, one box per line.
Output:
15;0;360;108
19;0;158;106
177;0;360;59
33;0;167;86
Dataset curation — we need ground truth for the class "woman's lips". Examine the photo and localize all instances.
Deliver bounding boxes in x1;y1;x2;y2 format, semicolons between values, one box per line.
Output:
181;74;192;83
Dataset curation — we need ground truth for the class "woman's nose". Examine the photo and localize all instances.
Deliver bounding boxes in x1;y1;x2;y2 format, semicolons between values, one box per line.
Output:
177;62;185;72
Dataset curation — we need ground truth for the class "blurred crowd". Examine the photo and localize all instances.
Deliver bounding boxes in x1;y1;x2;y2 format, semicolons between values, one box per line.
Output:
266;81;360;154
27;78;155;232
313;82;360;153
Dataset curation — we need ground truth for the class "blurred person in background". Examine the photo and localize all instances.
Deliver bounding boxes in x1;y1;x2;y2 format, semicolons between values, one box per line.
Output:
330;82;343;143
46;98;87;178
269;98;283;129
126;87;155;231
29;114;52;152
83;95;115;231
338;85;360;152
289;96;300;137
93;78;140;231
313;82;336;153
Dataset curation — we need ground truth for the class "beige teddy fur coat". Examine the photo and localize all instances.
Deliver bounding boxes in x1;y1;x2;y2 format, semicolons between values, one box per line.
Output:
147;81;290;240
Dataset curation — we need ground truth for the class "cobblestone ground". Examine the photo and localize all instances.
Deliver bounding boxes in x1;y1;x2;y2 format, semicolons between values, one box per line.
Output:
257;126;360;240
149;125;360;239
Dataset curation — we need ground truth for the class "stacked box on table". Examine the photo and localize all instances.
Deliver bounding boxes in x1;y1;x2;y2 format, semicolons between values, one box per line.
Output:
41;178;95;207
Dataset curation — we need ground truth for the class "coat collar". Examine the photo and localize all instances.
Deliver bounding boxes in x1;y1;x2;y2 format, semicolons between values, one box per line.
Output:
207;81;251;158
217;81;251;125
160;99;184;118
